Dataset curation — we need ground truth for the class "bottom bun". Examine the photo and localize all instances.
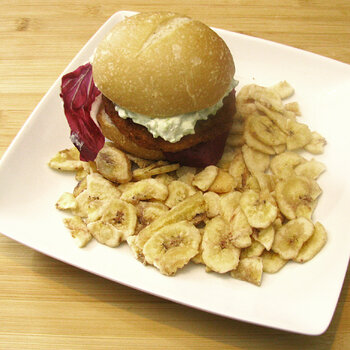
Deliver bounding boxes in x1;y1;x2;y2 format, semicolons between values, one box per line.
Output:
97;108;165;160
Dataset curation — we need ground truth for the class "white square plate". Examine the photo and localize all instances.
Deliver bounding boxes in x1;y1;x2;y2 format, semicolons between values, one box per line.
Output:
0;11;349;335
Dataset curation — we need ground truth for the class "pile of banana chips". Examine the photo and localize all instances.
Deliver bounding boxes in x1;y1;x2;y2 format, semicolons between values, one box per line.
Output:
49;81;327;286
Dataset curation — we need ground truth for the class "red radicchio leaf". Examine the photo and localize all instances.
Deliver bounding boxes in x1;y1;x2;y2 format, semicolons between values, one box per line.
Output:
60;62;105;161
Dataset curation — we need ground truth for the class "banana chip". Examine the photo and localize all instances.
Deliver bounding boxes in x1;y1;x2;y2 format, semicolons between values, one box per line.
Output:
203;191;221;218
270;151;306;179
208;169;236;193
219;191;242;222
202;216;240;273
294;222;327;263
86;173;122;222
228;151;248;190
165;180;197;208
248;115;286;146
143;221;201;276
231;257;263;286
304;131;327;154
133;161;179;181
87;198;137;247
137;201;169;228
244;118;276;155
242;144;270;175
217;146;236;170
192;165;219;191
56;192;77;211
284;120;312;150
294;159;326;179
284;101;301;116
176;166;197;185
269;81;294;100
252;225;275;251
229;207;253;248
120;178;168;203
275;175;321;220
95;144;132;183
261;250;288;273
240;190;278;228
272;217;314;260
48;147;84;171
135;192;206;252
241;84;284;113
63;216;92;248
240;239;265;259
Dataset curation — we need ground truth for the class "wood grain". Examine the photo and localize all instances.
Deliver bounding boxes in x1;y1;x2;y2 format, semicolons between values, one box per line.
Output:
0;1;349;349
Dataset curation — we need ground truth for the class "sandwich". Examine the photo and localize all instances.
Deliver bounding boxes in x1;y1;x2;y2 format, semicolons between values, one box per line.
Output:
61;12;237;167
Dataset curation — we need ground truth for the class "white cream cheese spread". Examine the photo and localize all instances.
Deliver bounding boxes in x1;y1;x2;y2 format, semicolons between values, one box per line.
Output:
114;79;238;143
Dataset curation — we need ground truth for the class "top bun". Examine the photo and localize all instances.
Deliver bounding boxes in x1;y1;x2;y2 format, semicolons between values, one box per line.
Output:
92;12;235;118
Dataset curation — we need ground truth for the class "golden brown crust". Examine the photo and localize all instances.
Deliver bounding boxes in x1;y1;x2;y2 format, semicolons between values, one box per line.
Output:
103;91;236;153
92;12;235;117
96;108;165;160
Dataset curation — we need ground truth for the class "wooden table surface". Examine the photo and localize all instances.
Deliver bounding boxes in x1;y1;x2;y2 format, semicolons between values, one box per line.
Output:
1;1;349;349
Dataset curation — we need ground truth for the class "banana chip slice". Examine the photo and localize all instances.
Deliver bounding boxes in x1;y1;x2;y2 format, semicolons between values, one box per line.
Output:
136;201;169;229
136;192;206;252
143;221;201;276
202;216;241;273
229;207;253;248
56;192;77;211
240;239;265;259
48;147;85;171
252;225;275;251
275;175;322;220
165;180;197;208
73;177;88;197
63;216;92;248
192;165;219;191
304;131;327;154
74;190;90;218
120;178;168;203
87;198;137;247
242;84;284;113
261;250;288;273
244;175;261;192
208;169;236;194
240;190;278;228
242;144;270;175
217;146;237;170
283;120;312;150
244;118;276;155
231;257;263;286
269;81;294;99
133;161;179;181
294;222;327;263
285;101;301;116
228;150;248;190
203;191;221;218
95;144;132;183
219;191;242;222
294;159;326;180
86;173;122;222
254;173;276;193
270;151;306;179
272;217;314;260
248;115;286;146
176;166;197;185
